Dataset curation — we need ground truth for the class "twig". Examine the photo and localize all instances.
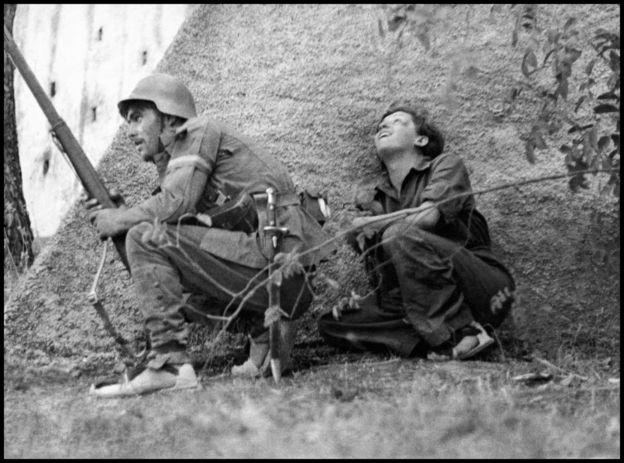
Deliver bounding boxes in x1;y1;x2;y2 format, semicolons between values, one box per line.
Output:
293;167;619;265
147;167;618;365
306;357;402;373
534;356;589;381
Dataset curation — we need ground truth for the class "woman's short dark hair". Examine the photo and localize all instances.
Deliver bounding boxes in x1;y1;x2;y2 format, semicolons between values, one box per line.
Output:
379;103;445;158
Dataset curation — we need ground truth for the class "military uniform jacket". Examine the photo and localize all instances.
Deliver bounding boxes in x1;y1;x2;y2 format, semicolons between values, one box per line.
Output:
121;115;335;268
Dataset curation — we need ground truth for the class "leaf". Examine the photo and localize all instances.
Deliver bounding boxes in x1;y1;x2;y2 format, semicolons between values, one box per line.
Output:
600;181;614;196
521;59;530;78
589;125;599;151
566;47;582;63
594;104;618;114
416;31;430;51
542;48;555;66
563;17;577;32
387;14;406;32
526;49;537;68
533;129;547;149
609;50;619;72
512;28;518;47
574;96;586;113
525;140;536;163
597;92;618;100
598;135;611;153
568;174;588;192
607;74;620;92
585;58;596;75
559;144;571;154
555;78;568;99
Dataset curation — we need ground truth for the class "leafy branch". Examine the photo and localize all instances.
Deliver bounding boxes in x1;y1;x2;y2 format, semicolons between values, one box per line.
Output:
498;5;620;197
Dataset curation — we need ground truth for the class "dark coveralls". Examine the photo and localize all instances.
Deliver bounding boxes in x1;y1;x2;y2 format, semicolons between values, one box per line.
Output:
318;151;515;356
118;115;335;369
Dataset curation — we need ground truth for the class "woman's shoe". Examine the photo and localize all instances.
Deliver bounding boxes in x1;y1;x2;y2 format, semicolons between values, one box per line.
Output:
452;321;494;360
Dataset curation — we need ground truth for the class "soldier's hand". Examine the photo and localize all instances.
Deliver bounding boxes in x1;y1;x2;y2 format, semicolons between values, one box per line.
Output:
83;188;126;211
109;189;126;207
89;208;127;239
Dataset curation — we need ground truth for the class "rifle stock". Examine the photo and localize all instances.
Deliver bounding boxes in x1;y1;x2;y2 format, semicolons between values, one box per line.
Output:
4;25;129;272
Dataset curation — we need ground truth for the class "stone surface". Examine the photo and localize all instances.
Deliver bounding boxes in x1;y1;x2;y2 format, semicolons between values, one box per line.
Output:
5;5;620;369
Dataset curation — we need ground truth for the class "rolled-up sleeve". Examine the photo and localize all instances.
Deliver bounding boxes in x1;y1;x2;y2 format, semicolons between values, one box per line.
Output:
420;153;472;223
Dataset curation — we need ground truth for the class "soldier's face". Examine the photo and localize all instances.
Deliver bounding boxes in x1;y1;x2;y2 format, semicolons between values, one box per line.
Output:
374;111;419;158
125;106;163;162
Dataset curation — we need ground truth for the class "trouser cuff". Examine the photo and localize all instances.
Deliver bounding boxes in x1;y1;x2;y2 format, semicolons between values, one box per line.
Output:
146;346;190;369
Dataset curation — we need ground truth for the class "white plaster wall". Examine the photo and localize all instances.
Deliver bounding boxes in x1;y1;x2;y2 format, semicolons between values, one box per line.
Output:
12;4;190;237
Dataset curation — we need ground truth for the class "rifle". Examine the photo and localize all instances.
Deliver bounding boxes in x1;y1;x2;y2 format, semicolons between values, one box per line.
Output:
3;24;129;271
4;25;136;359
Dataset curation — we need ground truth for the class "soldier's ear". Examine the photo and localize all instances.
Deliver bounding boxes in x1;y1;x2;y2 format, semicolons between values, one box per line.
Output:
414;135;429;147
162;115;176;129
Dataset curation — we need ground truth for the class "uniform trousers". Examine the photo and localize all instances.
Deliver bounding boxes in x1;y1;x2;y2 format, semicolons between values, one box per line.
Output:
125;222;313;368
318;221;515;356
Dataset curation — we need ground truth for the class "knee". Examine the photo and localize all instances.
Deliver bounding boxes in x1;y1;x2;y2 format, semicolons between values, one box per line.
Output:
381;221;428;254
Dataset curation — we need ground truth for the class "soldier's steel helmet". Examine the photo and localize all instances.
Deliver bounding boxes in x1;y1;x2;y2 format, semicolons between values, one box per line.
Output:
118;73;197;120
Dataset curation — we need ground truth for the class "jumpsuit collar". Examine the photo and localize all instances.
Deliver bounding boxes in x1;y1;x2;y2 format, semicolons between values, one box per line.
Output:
375;155;433;200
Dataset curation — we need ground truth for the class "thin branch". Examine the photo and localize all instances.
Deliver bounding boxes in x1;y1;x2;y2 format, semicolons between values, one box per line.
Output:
295;167;619;264
142;166;617;367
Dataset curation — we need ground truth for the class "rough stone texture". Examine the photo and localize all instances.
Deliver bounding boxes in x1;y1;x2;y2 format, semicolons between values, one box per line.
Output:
5;5;619;369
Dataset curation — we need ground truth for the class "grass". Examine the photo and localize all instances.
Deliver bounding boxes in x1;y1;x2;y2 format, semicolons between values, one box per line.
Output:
4;356;620;458
3;233;619;459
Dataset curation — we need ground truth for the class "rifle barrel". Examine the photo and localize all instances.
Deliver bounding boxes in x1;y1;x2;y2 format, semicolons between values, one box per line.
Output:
4;25;129;271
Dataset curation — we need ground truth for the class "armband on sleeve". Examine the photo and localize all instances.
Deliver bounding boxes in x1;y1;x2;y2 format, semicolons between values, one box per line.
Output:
166;154;211;175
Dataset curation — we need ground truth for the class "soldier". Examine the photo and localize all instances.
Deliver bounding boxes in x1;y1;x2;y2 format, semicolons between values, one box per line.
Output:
87;73;335;397
318;103;515;360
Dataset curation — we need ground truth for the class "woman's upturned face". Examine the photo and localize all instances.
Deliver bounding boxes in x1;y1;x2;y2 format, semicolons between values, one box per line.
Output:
374;111;417;157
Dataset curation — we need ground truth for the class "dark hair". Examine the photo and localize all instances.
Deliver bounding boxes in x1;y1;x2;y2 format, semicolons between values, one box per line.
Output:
120;99;186;126
379;103;445;158
119;99;159;119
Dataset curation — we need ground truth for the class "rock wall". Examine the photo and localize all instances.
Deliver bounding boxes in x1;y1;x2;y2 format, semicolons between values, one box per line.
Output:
5;4;619;368
13;4;190;237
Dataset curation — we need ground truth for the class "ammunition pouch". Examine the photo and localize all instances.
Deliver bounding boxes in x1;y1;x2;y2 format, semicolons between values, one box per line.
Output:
202;191;259;234
182;185;329;233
